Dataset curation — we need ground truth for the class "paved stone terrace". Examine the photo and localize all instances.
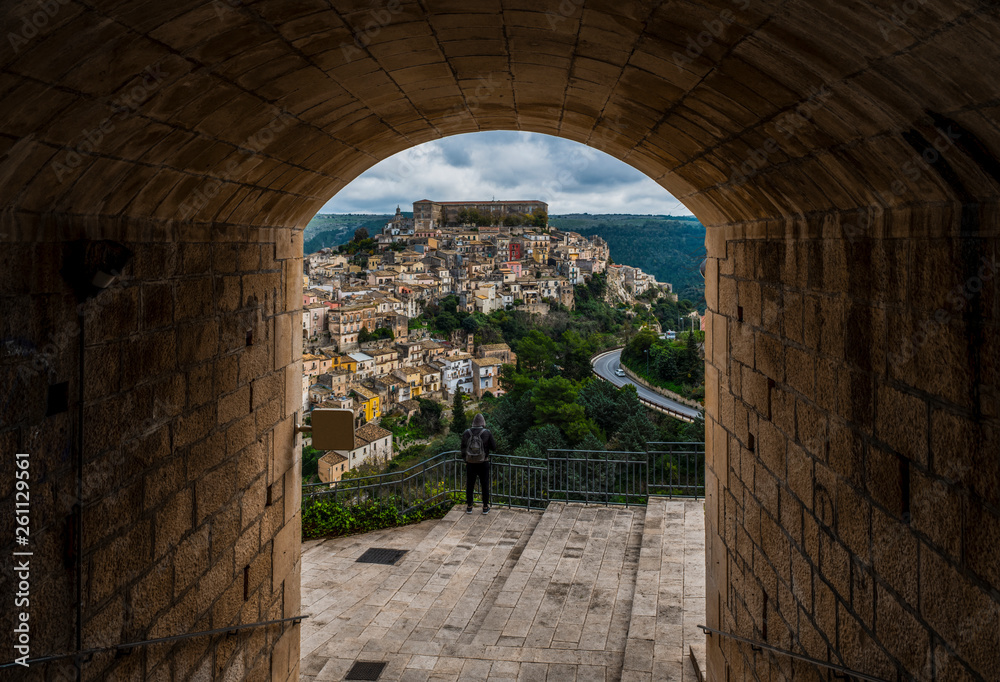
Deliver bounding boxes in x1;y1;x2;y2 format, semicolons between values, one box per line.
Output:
300;500;705;681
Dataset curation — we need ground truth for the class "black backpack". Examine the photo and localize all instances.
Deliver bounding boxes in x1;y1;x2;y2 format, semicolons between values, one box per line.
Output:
465;428;487;463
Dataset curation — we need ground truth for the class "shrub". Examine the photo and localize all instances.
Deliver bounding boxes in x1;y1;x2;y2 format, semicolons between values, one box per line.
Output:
301;495;453;540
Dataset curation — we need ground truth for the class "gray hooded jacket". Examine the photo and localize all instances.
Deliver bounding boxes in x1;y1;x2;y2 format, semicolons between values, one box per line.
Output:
461;413;497;462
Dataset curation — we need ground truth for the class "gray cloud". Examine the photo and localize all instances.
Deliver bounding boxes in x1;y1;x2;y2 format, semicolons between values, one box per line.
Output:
320;131;693;216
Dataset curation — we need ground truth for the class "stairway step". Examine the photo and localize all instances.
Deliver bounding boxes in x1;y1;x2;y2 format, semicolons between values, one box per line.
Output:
621;498;706;682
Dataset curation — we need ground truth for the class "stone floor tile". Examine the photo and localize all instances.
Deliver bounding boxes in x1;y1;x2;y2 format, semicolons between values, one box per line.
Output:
408;655;439;670
547;663;579;680
301;502;703;682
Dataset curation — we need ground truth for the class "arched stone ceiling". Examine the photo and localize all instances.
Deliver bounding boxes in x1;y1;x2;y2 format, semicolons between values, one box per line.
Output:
1;0;998;230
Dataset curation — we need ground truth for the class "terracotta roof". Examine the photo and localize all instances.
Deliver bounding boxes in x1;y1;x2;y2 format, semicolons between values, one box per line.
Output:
352;385;378;400
319;452;347;466
355;423;391;443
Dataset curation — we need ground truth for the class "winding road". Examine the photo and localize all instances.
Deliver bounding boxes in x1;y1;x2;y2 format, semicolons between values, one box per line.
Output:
591;348;704;421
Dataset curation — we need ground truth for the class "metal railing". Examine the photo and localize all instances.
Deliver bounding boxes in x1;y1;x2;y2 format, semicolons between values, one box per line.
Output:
302;442;705;515
697;626;891;682
0;616;306;670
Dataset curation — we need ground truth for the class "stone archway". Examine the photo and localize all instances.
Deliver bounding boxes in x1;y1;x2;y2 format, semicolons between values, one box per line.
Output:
0;1;997;680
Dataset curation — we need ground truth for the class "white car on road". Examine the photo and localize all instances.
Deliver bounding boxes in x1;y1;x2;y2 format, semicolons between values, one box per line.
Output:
615;368;626;377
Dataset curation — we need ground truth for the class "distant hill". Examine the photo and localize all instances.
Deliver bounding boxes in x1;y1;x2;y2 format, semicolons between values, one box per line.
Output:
303;213;404;254
550;214;706;307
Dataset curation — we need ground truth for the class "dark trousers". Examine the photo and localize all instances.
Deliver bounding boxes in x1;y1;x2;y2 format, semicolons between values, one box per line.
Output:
465;461;490;507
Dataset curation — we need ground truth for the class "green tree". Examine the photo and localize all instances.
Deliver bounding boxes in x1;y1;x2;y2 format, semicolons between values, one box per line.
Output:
435;312;459;334
302;444;322;480
353;227;369;242
412;398;443;435
609;412;657;452
531;376;596;444
517;330;557;375
524;423;567;454
681;329;702;382
451;388;468;433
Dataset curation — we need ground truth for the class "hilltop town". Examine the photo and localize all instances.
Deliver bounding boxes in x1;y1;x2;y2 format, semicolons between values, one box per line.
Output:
301;199;674;481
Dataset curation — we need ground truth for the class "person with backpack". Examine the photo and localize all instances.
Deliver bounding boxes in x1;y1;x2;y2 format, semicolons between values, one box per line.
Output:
461;413;497;514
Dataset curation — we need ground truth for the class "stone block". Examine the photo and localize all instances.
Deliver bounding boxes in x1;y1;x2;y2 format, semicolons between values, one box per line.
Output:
910;469;961;561
827;420;863;488
214;274;241;313
242;476;267;530
920;546;1000;674
785;346;814;399
282;259;303;313
214;354;239;394
177;319;220;366
187;362;214;407
755;331;782;381
964;498;1000;588
213;501;242;560
181;243;212;274
757;419;785;477
930;408;1000;506
218;385;251;426
154;488;194;560
275;230;303;261
195;460;237;524
875;382;928;466
174;524;210;598
255;397;282;439
141;281;175;331
283;560;301;619
274;312;293;371
283;458;301;524
227;412;257;456
235;520;261;569
271;513;300;591
90;519;153;607
835;479;869;562
284;362;302;416
129;557;174;631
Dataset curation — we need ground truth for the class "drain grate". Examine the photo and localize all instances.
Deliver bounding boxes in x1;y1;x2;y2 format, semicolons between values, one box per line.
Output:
345;660;387;680
356;548;407;565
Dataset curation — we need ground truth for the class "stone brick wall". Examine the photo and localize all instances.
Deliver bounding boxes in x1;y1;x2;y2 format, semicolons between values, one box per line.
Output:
0;214;304;681
703;206;999;681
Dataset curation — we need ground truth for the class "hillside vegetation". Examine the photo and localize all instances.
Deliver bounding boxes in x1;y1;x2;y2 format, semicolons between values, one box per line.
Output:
548;214;706;308
304;213;400;253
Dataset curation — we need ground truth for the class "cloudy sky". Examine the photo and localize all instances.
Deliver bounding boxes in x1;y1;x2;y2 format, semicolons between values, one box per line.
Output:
319;131;692;216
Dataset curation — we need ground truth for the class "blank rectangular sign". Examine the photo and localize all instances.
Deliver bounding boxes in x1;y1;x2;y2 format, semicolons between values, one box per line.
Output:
310;408;355;451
